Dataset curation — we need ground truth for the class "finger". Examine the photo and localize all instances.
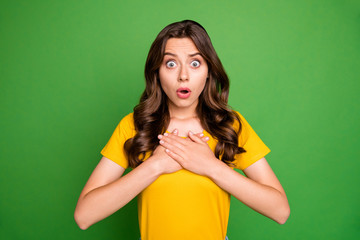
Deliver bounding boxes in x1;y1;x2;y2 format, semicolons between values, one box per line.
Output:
188;131;205;144
201;136;210;142
195;132;209;142
159;138;185;156
158;129;178;140
194;132;209;142
164;148;184;165
164;132;188;146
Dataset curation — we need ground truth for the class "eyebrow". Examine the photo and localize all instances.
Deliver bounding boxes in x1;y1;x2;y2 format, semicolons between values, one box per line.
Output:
164;52;202;57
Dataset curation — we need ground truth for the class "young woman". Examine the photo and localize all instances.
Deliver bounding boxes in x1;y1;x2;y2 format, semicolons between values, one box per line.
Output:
74;20;290;240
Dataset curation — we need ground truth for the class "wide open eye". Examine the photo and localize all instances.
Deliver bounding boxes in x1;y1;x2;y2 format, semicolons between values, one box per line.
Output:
190;60;200;68
166;60;177;68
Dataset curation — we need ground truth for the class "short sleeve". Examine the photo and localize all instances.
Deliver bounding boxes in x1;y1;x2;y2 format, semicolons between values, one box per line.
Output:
100;113;136;169
233;111;271;170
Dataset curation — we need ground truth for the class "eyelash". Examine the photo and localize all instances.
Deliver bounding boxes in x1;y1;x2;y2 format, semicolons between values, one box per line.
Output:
166;60;176;68
165;59;201;68
191;60;200;67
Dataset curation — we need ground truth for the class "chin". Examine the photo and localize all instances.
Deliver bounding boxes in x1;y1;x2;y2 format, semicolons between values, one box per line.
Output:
171;101;195;109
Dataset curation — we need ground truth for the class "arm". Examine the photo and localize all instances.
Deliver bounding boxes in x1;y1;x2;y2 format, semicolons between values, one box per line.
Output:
74;156;162;230
158;131;290;224
74;131;205;230
208;157;290;224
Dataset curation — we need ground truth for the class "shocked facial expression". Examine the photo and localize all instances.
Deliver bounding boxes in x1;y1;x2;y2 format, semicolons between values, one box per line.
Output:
159;37;208;114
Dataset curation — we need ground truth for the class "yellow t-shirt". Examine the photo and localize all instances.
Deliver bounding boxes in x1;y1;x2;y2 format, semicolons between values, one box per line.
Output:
100;111;271;240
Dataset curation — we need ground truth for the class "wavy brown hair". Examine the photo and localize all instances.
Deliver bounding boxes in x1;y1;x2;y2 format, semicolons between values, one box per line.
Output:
124;20;246;168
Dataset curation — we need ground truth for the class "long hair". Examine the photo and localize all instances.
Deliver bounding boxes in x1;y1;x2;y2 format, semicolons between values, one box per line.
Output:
124;20;246;168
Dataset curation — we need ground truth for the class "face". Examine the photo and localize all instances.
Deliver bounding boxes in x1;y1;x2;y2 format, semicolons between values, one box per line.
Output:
159;37;208;115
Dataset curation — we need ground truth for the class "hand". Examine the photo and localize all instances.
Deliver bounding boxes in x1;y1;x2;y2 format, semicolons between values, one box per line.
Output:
150;130;183;175
158;130;220;177
151;145;183;175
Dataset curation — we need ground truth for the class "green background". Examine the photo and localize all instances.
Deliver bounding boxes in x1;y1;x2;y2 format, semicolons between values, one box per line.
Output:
1;0;359;239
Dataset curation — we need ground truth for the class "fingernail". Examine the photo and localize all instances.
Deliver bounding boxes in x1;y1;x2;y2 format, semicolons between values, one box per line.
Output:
160;140;164;144
173;129;178;134
164;133;168;136
158;135;163;139
189;131;194;135
205;137;209;140
199;133;204;137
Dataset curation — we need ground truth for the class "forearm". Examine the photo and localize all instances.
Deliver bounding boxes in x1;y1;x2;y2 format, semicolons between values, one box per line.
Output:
74;158;161;230
208;161;290;224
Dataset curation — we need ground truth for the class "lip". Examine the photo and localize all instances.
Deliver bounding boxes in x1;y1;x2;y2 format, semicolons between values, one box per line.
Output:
176;87;191;99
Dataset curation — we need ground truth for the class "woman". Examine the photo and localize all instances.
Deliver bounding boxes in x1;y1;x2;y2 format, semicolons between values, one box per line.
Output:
74;20;290;240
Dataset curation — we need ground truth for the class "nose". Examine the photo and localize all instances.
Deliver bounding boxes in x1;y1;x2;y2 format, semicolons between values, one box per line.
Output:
178;65;189;82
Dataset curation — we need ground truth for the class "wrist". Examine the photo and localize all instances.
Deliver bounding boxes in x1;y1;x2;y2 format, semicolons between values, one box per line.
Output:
145;156;164;177
207;158;229;180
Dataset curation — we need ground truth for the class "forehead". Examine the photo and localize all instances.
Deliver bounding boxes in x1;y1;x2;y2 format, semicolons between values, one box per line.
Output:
164;38;200;53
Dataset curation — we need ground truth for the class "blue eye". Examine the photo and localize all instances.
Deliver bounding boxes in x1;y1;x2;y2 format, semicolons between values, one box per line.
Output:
191;60;200;68
166;61;177;68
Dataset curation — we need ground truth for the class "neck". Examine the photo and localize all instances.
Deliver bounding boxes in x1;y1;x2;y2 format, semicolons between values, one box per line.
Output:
168;104;198;120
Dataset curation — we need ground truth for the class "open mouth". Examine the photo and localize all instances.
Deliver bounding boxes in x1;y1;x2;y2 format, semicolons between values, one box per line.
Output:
176;88;191;99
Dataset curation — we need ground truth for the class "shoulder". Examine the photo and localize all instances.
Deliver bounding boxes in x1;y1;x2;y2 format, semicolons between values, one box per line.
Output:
120;112;134;125
230;110;248;130
231;110;246;121
230;110;253;144
117;112;136;137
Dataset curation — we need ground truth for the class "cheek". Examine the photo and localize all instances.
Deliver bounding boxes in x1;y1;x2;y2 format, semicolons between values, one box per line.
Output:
159;69;174;93
194;71;208;91
159;68;168;86
198;80;207;94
